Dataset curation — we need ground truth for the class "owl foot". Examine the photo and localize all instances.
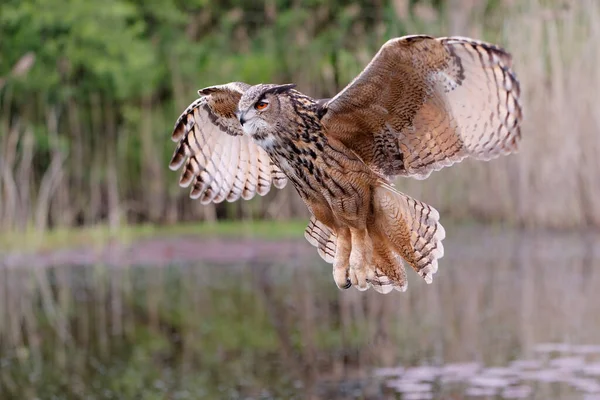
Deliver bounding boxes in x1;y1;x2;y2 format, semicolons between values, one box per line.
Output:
349;265;376;291
349;228;376;291
333;227;352;290
333;264;351;289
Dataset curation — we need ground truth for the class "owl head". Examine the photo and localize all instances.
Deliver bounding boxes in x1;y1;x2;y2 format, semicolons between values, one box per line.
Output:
235;83;297;146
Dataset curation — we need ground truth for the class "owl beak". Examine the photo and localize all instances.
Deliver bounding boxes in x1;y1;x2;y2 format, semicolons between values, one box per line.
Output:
237;111;246;126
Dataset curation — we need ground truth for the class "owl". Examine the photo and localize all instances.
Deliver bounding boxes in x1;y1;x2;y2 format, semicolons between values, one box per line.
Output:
168;35;522;294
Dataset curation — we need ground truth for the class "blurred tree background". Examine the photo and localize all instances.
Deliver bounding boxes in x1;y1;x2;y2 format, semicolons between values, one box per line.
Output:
1;0;599;234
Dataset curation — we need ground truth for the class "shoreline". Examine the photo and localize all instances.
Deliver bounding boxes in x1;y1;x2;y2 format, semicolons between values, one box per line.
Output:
4;221;600;269
0;219;308;253
1;235;315;269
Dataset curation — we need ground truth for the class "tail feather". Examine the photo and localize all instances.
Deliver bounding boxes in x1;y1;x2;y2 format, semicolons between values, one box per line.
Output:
303;184;445;294
372;183;445;285
369;228;408;293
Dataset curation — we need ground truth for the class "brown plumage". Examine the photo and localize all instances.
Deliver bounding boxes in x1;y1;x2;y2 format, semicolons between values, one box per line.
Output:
168;35;523;293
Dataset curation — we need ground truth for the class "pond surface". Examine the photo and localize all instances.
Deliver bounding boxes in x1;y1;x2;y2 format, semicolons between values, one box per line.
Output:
1;227;600;399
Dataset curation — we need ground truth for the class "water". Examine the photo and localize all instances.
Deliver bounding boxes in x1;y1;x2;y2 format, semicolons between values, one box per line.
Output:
1;227;600;399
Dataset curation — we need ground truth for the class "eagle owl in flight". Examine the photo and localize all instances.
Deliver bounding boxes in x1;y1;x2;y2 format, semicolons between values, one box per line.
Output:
168;35;522;294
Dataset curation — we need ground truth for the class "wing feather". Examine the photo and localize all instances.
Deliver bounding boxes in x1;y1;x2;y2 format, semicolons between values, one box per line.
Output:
321;35;523;180
169;82;288;203
256;146;273;196
212;133;238;203
243;143;261;200
271;161;288;189
304;217;337;263
228;133;249;202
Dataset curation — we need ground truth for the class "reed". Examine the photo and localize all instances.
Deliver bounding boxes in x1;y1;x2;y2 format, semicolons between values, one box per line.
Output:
0;0;598;233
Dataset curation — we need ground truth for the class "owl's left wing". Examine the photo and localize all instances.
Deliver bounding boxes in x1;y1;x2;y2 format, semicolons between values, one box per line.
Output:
320;35;523;179
169;82;287;204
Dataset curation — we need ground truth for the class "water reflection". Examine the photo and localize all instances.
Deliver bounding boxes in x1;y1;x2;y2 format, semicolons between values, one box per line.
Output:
1;227;600;399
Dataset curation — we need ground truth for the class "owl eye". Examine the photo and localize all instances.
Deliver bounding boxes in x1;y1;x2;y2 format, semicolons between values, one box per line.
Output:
255;101;269;111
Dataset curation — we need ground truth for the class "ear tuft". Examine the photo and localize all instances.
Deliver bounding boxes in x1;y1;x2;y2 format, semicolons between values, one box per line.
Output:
198;87;217;96
263;83;297;96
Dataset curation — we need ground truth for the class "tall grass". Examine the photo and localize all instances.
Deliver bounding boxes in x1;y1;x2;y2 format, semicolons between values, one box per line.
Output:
510;0;600;228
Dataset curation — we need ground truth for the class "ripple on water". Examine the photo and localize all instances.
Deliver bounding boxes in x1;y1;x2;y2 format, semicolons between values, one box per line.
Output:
402;392;434;400
568;377;600;393
534;343;573;353
465;386;497;397
373;366;405;377
385;380;432;393
378;347;600;398
501;385;533;399
549;356;586;370
584;363;600;377
402;366;441;382
480;367;519;377
469;375;516;389
573;345;600;355
509;359;544;370
441;362;481;376
520;368;574;383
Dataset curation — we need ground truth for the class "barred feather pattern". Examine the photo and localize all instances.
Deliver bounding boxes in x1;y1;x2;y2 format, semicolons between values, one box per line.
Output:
169;84;288;204
365;225;408;294
401;36;523;179
321;35;523;180
373;184;446;286
304;217;336;263
167;35;523;295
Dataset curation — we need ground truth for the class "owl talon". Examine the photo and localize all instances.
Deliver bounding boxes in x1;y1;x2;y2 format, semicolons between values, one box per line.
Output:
349;266;370;291
348;228;373;291
332;228;352;290
333;264;350;290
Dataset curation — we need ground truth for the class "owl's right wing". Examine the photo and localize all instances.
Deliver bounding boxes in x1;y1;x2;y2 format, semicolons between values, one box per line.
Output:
320;35;523;180
169;82;287;204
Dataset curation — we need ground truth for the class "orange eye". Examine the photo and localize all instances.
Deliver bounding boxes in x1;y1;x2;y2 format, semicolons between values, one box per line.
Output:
255;101;269;111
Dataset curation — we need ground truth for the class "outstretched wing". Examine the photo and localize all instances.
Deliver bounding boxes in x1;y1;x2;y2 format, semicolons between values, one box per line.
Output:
320;35;523;180
169;82;287;204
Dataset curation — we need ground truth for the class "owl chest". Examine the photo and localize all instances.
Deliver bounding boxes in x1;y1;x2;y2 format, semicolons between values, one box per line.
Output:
271;151;321;197
271;145;363;207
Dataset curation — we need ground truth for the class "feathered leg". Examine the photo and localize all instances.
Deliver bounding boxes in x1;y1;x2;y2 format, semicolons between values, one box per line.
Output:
369;227;408;293
348;228;376;291
332;227;352;289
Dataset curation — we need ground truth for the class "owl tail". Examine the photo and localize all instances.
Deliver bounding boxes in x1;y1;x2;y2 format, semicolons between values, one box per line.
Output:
368;183;446;292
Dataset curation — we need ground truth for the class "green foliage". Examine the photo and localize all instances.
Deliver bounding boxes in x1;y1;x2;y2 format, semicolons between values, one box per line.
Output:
0;0;513;231
0;219;309;252
1;0;158;99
